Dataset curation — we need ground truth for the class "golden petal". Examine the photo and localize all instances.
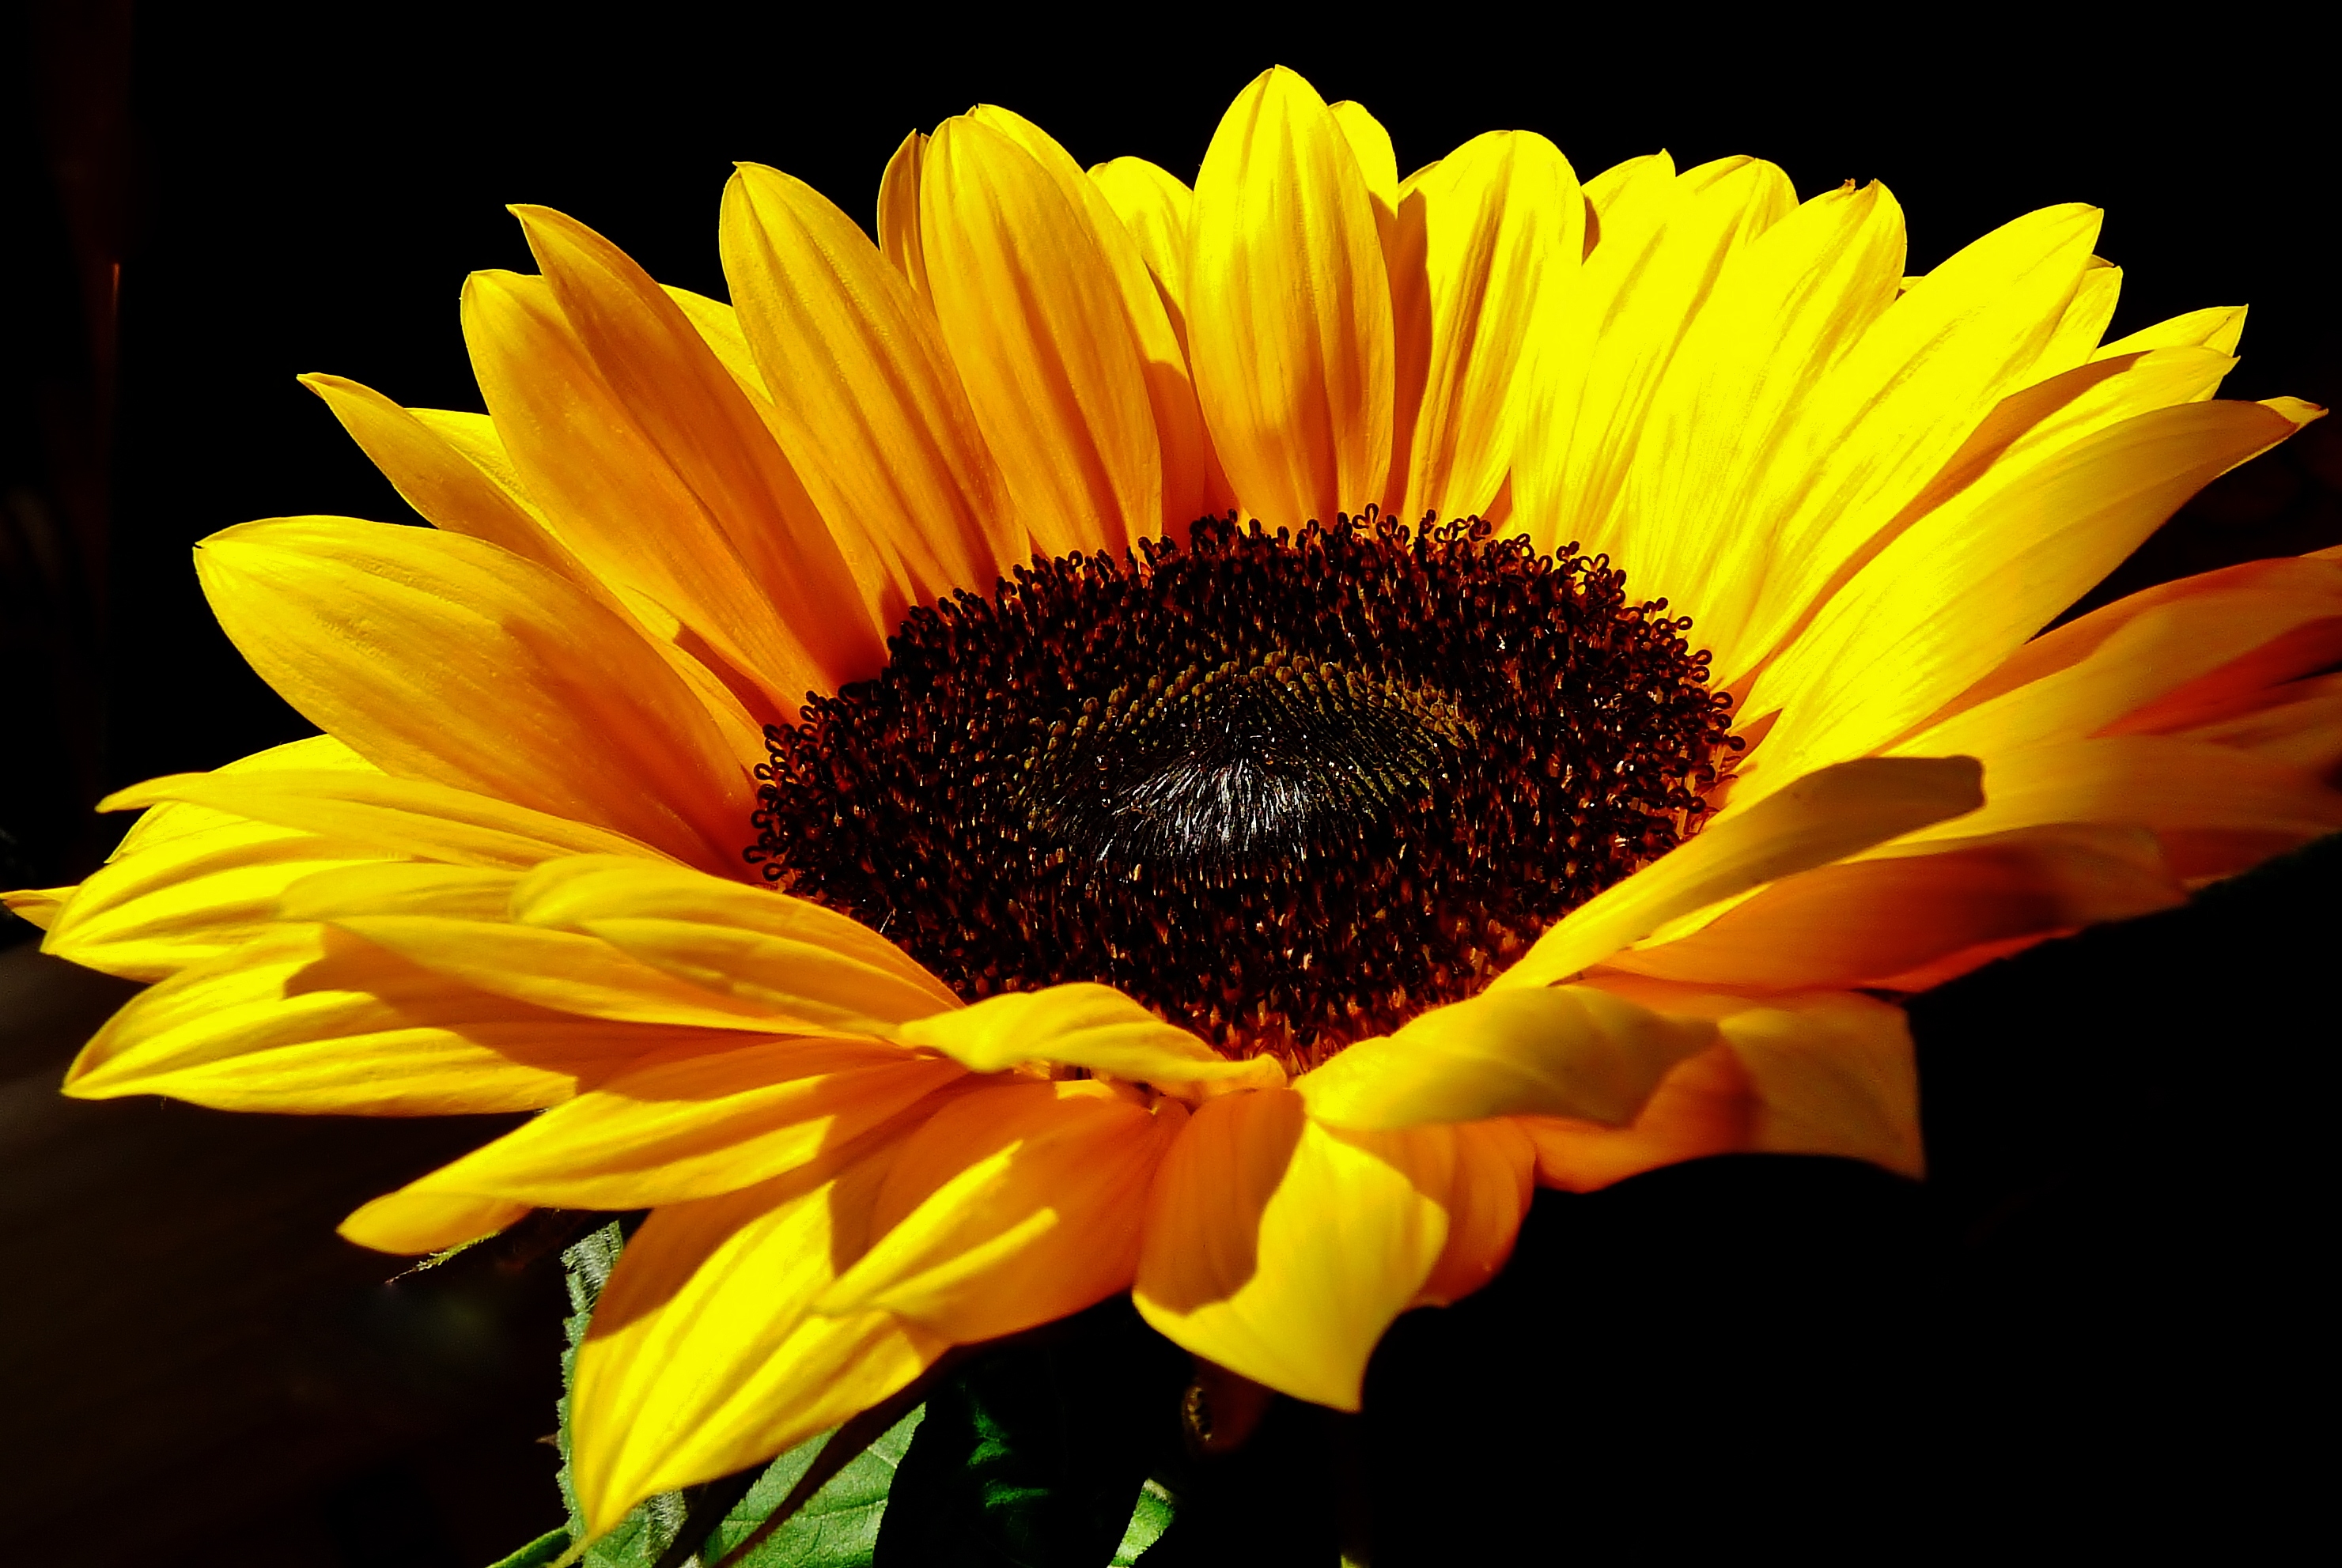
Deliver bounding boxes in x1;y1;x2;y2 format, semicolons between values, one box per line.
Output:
1188;66;1393;528
64;924;668;1113
194;517;755;873
1495;756;1984;988
1133;1088;1452;1411
813;1079;1183;1342
721;163;1021;616
921;113;1163;556
1296;984;1715;1130
569;1151;945;1533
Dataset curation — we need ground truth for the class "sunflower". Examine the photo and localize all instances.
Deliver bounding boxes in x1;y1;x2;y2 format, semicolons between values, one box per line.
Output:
11;64;2337;1538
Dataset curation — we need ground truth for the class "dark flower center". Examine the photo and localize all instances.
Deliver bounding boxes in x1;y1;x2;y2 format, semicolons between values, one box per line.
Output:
749;512;1736;1069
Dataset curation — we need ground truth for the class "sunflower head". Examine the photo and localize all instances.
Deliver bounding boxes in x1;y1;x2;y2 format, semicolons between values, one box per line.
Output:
752;507;1738;1067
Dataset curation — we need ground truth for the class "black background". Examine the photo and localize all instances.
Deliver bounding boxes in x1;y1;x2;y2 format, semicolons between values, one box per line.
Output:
4;6;2336;1564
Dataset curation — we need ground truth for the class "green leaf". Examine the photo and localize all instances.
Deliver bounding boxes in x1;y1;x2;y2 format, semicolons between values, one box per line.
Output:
485;1526;572;1568
1110;1481;1175;1566
870;1296;1190;1567
702;1405;925;1567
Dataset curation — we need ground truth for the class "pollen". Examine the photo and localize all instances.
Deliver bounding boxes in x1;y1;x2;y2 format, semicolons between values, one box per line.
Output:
750;512;1738;1071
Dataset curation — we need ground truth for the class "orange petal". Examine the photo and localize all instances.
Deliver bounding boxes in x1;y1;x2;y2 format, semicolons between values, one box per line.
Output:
1899;550;2342;744
721;162;1020;617
921;114;1162;556
460;266;856;714
1188;66;1393;528
1886;734;2342;881
875;130;933;300
1413;1118;1538;1308
194;517;755;874
1599;824;2186;990
513;205;880;682
1527;983;1923;1186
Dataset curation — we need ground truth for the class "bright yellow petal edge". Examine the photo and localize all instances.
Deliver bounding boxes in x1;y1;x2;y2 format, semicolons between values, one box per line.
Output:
12;63;2335;1535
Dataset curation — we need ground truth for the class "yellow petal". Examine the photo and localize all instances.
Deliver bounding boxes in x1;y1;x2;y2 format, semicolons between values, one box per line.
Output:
40;738;386;980
508;854;961;1030
4;887;71;931
1622;179;1909;679
1494;756;1984;988
1746;343;2245;685
1721;992;1922;1176
1133;1088;1451;1411
1090;155;1195;320
1296;984;1715;1130
2095;304;2246;358
460;266;864;712
324;916;809;1035
571;1153;945;1532
1326;100;1398;241
2033;255;2123;376
1712;203;2106;684
1599;824;2185;990
64;924;667;1112
361;1037;967;1210
44;816;386;982
815;1080;1182;1341
1392;130;1583;525
277;861;524;922
1515;153;1795;564
875;130;933;299
721;163;1020;618
921;114;1162;556
100;767;672;871
301;373;581;577
1189;66;1393;527
195;516;755;873
968;107;1222;538
1745;396;2317;790
339;1192;532;1254
515;204;879;673
312;374;770;768
104;733;369;855
895;983;1285;1091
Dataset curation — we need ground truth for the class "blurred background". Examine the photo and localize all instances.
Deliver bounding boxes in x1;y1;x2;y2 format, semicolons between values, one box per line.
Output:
6;6;2337;1563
